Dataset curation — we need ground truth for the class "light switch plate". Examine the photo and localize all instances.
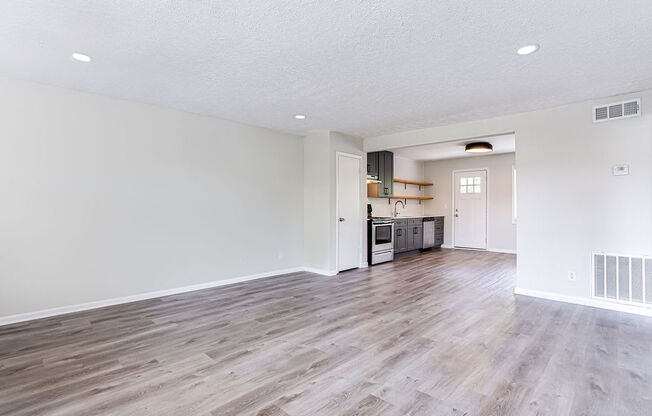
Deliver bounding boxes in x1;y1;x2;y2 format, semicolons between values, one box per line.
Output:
612;164;629;176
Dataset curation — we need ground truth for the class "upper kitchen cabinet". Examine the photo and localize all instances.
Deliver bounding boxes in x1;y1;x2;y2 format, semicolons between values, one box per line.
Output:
367;151;393;198
367;151;379;178
380;151;394;197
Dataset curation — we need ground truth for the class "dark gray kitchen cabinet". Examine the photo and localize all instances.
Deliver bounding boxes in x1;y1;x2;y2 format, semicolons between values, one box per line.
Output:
394;225;408;253
413;224;423;250
434;216;444;247
375;151;393;197
367;152;378;177
407;221;423;251
379;151;394;197
394;219;408;253
367;150;393;197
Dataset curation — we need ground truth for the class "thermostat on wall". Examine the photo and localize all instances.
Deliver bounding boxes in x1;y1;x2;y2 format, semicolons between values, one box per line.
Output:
612;164;629;176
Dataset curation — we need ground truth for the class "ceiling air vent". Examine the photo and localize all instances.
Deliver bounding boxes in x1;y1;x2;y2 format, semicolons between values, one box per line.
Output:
593;98;641;122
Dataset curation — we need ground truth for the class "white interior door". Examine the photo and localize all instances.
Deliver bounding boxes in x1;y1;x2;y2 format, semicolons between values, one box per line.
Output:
454;170;487;249
337;154;361;271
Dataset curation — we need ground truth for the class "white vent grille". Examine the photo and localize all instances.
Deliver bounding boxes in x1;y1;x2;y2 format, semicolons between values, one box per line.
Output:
593;252;652;308
593;98;640;122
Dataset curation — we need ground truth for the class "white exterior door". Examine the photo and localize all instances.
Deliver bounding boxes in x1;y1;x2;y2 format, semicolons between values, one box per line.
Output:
453;170;487;249
337;153;361;271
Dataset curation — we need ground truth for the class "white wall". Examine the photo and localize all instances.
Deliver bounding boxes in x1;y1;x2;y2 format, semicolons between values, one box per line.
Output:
303;131;331;272
366;90;652;303
0;77;304;318
368;156;426;217
423;153;516;252
303;131;366;273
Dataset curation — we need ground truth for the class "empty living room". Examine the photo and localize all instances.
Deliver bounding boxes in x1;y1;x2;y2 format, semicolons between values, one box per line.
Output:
1;1;651;415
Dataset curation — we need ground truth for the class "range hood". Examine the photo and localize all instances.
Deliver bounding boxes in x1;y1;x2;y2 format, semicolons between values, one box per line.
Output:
366;174;381;183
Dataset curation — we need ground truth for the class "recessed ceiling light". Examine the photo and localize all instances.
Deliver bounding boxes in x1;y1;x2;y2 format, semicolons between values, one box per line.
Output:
465;142;493;153
71;52;92;63
294;114;306;120
517;44;539;55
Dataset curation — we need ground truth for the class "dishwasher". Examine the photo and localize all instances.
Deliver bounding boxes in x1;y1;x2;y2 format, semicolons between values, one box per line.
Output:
421;217;435;249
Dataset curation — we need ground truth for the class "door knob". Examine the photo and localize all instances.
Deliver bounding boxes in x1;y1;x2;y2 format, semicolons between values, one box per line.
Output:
339;217;345;222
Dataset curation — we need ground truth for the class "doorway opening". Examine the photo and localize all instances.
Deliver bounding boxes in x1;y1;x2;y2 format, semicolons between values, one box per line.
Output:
366;132;516;260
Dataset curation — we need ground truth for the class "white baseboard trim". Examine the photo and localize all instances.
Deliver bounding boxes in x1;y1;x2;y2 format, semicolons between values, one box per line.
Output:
488;248;517;254
440;245;516;254
514;287;652;317
0;266;305;327
304;267;338;276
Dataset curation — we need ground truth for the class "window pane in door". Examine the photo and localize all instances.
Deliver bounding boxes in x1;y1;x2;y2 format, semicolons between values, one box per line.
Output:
474;177;481;185
460;186;467;193
460;178;467;185
474;185;481;193
467;185;474;193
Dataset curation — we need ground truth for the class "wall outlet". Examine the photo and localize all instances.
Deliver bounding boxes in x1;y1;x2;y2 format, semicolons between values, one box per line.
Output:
568;271;576;281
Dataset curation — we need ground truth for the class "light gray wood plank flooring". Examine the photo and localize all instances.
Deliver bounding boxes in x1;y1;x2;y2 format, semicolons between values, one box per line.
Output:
1;249;651;415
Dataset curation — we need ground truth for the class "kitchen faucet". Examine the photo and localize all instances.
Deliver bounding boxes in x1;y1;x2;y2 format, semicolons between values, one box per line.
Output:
394;200;405;217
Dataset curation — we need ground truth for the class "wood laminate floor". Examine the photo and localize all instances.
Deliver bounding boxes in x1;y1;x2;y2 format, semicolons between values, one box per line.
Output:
1;249;651;415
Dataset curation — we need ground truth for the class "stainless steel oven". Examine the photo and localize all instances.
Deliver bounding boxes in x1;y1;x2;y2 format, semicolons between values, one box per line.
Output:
370;219;394;264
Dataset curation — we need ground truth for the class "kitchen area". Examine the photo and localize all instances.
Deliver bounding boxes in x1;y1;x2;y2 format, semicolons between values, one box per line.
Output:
367;150;444;265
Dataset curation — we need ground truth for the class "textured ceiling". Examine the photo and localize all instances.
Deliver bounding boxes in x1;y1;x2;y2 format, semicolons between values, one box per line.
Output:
1;1;652;138
393;134;515;161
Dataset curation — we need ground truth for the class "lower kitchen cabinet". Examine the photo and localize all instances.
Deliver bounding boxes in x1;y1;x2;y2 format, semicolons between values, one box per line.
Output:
407;220;423;251
393;216;444;255
394;218;423;253
434;216;444;247
394;225;408;252
394;219;408;253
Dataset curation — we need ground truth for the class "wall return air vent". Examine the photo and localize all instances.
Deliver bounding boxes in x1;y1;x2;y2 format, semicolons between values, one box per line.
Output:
593;252;652;309
593;98;641;122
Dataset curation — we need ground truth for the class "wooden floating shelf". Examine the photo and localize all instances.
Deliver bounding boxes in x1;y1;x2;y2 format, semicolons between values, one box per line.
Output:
392;196;433;200
369;195;433;204
369;196;433;201
394;179;433;186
